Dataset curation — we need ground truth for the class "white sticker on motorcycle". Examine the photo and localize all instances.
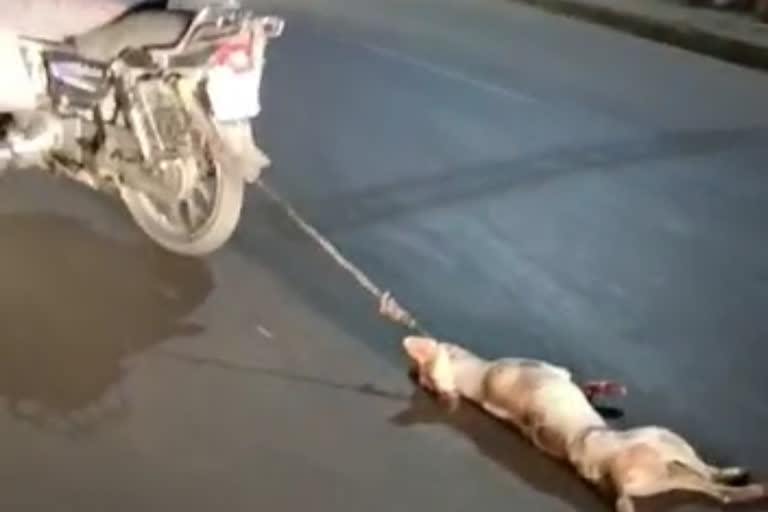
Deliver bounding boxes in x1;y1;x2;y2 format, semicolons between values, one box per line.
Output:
206;65;262;122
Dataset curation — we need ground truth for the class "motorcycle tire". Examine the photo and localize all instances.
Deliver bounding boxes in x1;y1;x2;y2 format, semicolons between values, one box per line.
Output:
120;162;244;256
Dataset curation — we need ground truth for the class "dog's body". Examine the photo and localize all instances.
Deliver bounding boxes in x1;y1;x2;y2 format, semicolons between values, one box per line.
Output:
403;336;764;512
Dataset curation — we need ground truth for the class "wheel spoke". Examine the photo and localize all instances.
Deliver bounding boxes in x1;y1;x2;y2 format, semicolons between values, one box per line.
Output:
121;153;244;256
166;202;186;229
184;195;205;229
195;178;214;204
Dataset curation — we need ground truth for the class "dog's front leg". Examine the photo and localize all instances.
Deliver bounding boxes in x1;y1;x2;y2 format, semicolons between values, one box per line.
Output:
410;365;460;411
436;390;461;412
614;494;635;512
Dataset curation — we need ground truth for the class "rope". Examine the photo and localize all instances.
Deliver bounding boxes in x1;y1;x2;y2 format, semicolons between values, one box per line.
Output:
256;178;432;337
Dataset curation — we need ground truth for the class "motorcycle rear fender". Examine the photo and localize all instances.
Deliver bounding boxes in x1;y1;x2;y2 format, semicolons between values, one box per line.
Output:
174;60;270;185
214;119;271;184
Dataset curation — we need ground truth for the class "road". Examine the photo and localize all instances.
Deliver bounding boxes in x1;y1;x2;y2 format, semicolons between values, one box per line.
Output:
2;0;768;511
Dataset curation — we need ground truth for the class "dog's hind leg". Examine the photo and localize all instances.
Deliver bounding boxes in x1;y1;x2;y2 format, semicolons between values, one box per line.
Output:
708;465;750;484
684;456;751;484
621;462;764;506
653;430;750;484
664;461;763;503
650;429;749;484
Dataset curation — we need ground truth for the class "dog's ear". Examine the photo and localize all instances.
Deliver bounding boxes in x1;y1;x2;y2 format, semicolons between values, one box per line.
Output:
402;336;439;366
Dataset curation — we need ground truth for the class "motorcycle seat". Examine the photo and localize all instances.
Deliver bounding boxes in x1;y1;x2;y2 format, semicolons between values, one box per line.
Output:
69;1;194;63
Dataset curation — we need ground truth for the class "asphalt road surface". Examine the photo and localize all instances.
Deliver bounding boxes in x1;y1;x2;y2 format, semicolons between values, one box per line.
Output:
2;0;768;511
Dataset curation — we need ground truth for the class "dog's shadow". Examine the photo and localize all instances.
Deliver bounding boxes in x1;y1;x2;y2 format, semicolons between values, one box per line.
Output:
389;381;768;512
390;382;612;512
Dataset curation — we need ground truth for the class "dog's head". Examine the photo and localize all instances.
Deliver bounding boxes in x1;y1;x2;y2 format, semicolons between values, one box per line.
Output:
402;335;460;410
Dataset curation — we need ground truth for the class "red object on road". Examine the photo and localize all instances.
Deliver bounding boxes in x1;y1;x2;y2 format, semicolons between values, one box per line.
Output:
582;380;627;400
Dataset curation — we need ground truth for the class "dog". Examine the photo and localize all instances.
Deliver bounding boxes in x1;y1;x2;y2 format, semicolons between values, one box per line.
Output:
402;335;765;512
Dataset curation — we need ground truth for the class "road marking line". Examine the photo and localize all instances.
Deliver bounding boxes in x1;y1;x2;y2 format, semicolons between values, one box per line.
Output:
357;40;538;104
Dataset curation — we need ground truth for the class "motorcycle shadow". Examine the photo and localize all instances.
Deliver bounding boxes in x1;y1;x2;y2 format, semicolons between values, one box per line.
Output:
0;212;213;435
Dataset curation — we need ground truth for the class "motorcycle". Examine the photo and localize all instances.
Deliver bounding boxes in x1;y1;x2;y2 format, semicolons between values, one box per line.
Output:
0;1;284;256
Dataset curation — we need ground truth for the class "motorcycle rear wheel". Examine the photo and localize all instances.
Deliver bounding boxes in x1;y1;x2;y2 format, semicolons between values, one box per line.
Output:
120;159;244;256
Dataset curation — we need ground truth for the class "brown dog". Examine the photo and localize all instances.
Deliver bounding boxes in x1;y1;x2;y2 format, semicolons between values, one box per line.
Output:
403;335;764;512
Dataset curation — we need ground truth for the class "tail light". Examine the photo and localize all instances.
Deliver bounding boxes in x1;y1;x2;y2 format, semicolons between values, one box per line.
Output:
211;31;253;73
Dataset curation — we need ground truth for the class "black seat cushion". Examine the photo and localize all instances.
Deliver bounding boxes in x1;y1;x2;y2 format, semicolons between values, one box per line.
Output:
71;3;194;63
